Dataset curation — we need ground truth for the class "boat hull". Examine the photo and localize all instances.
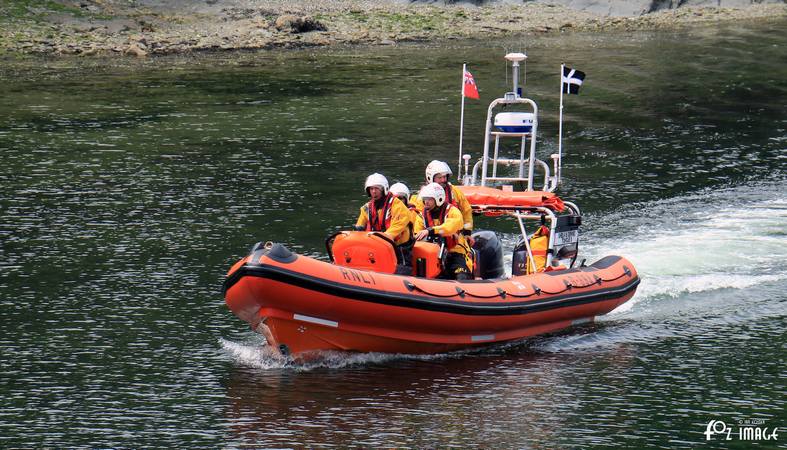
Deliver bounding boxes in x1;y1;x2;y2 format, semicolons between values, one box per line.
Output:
223;243;639;355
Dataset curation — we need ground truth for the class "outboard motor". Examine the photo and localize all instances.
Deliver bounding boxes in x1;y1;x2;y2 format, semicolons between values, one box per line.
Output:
511;236;528;276
472;230;505;279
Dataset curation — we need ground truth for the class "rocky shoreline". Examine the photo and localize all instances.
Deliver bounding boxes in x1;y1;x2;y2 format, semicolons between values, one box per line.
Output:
1;0;785;57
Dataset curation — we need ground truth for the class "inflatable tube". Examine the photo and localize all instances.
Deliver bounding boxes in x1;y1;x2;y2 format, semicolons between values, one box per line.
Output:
224;243;639;356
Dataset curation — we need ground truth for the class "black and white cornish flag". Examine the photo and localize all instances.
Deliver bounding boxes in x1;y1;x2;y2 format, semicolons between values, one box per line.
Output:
562;66;586;94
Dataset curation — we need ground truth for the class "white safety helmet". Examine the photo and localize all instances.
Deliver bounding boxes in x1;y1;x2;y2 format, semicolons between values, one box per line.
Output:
418;182;446;207
364;173;389;196
425;160;452;184
389;182;410;199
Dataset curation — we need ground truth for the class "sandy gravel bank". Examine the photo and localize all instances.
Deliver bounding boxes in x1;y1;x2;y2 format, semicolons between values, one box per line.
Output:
1;0;785;56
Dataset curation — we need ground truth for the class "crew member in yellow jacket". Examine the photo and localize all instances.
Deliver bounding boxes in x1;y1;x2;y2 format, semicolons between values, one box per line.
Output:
355;173;413;266
413;160;474;243
413;182;473;280
389;182;418;230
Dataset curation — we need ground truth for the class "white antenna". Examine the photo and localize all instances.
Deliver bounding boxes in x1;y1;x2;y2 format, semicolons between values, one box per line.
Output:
504;52;526;97
557;62;565;186
504;47;508;89
458;63;468;177
522;45;527;89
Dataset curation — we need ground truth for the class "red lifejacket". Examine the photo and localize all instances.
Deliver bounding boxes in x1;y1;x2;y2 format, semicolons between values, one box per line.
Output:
423;203;457;249
365;193;395;232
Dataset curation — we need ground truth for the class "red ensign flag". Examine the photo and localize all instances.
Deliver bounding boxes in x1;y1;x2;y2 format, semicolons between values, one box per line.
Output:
463;70;480;99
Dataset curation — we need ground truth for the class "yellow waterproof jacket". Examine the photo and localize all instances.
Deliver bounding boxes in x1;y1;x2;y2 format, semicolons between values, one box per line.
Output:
356;196;412;245
448;183;474;232
412;184;473;232
404;204;419;233
413;204;470;256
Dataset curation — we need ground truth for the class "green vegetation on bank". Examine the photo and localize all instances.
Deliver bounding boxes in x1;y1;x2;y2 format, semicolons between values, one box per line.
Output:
319;8;459;36
2;0;83;21
372;11;444;32
0;0;112;55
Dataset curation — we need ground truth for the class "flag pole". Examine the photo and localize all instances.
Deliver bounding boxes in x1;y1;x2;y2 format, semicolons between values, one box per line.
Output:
458;63;467;179
557;63;565;186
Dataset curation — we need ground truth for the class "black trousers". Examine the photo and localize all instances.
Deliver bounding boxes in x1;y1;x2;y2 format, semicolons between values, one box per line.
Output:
444;252;471;280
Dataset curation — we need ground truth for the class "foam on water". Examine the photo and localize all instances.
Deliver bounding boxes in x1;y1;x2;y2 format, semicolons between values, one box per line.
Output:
219;337;481;371
219;337;287;370
534;285;787;353
581;180;787;312
534;180;787;352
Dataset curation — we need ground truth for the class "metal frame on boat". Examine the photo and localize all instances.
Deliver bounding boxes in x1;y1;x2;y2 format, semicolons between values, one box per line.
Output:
457;52;580;273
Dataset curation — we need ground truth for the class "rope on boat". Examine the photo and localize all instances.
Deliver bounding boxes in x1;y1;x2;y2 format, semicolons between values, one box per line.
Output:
402;265;633;300
598;265;632;283
503;287;539;299
461;289;504;299
537;266;632;295
403;280;463;298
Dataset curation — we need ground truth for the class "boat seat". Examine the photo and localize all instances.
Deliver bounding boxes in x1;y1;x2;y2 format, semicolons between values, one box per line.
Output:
329;231;398;274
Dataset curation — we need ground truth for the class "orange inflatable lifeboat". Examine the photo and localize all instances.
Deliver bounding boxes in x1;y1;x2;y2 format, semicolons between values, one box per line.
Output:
223;232;639;356
223;53;641;357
